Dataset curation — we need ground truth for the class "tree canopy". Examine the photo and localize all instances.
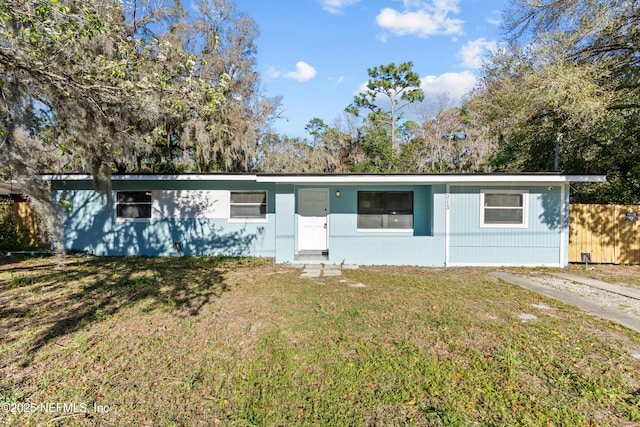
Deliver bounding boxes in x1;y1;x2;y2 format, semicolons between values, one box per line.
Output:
467;0;640;203
348;62;424;153
0;0;275;249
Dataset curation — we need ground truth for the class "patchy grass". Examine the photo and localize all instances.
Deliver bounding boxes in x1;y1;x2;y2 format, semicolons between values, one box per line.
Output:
510;262;640;290
1;256;639;426
563;263;640;288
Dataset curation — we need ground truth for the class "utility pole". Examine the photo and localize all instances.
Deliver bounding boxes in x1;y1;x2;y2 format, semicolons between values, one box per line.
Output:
554;133;563;172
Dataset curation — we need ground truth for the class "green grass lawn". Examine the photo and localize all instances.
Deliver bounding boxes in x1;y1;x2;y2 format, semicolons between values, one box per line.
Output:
1;256;639;426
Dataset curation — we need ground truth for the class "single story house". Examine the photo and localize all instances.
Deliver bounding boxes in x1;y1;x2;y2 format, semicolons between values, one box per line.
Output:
45;173;605;267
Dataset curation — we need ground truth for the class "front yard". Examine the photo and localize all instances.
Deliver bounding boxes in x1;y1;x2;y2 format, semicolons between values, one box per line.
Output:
1;255;639;426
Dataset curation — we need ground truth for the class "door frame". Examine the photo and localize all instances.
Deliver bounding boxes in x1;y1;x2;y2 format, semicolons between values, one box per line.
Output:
296;188;329;253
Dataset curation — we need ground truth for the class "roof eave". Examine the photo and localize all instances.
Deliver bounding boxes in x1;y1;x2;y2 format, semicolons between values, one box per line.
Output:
38;173;607;184
255;174;607;184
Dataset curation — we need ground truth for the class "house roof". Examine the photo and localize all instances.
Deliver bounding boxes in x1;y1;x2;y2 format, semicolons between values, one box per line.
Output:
0;181;24;196
40;173;606;185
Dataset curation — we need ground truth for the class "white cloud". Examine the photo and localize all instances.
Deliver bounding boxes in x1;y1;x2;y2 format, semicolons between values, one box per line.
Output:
375;0;464;38
458;38;499;69
420;71;476;103
352;70;476;111
266;62;317;82
321;0;361;14
487;9;502;26
332;76;346;85
265;66;282;80
283;61;317;82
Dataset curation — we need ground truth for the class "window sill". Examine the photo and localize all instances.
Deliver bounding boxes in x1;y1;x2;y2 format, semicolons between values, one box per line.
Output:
115;217;152;223
479;223;528;229
357;228;414;233
228;218;268;223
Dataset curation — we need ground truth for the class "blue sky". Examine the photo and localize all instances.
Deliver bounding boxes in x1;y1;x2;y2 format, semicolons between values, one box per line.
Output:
234;0;509;138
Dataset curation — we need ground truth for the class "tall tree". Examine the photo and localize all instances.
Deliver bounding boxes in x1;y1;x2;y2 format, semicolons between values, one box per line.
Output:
351;111;395;173
381;97;492;174
257;132;342;173
467;0;640;203
348;62;424;153
1;0;151;250
125;0;278;173
0;0;274;251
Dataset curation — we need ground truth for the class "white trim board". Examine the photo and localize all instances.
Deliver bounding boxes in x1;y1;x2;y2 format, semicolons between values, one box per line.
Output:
446;263;564;268
41;173;607;184
257;174;605;184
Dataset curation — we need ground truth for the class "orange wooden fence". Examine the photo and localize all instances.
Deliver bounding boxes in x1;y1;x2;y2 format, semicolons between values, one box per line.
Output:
0;200;49;249
569;204;640;264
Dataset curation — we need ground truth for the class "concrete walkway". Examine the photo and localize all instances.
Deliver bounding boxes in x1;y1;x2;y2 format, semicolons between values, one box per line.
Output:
299;264;359;278
492;271;640;333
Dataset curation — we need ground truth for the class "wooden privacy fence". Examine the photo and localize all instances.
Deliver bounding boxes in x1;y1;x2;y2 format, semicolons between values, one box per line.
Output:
0;199;49;249
569;204;640;265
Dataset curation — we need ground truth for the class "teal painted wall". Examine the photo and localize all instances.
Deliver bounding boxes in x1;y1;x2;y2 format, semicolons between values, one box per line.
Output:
275;184;447;266
54;180;276;257
52;179;568;266
448;185;565;266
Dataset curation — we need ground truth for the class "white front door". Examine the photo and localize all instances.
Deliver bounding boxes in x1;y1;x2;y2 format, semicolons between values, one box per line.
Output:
297;188;328;251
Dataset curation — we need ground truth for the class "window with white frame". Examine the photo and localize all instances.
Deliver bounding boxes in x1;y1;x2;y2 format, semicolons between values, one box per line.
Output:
229;191;267;220
116;191;152;219
357;191;413;230
480;190;528;227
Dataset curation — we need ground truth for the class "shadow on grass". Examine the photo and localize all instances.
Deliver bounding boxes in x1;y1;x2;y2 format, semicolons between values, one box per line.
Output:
0;255;248;367
0;252;56;268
